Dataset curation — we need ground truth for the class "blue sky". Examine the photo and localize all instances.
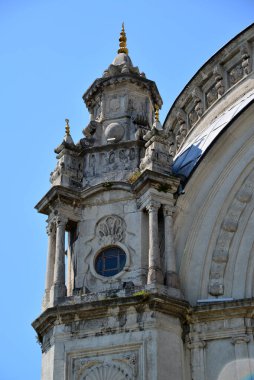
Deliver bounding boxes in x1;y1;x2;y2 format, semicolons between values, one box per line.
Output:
0;1;253;379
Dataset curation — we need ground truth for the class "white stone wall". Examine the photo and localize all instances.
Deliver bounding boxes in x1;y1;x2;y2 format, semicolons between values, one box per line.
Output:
73;189;149;293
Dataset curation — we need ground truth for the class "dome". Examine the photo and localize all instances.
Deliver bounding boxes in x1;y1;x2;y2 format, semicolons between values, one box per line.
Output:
112;52;133;67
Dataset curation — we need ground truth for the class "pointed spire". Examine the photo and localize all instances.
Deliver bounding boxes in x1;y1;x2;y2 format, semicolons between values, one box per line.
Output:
65;118;70;135
63;118;74;144
118;23;128;54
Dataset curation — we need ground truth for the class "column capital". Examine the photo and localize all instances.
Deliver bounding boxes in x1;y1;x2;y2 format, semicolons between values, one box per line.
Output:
146;200;161;213
46;221;55;236
55;215;68;227
231;335;250;345
163;204;175;216
187;337;206;350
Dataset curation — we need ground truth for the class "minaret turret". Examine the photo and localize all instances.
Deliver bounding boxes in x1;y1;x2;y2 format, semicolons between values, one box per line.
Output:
33;26;185;380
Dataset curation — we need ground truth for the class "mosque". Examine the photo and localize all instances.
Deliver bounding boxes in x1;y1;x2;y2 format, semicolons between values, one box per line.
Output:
33;23;254;379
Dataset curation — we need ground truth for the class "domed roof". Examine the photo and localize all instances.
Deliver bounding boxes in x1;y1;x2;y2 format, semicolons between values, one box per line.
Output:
173;89;254;178
163;23;254;180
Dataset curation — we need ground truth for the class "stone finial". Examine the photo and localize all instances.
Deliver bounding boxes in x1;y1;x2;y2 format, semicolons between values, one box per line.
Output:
155;104;159;122
65;119;70;136
153;104;162;130
118;23;128;54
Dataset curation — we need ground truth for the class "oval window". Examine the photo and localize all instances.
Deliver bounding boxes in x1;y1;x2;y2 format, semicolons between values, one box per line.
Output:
95;247;126;277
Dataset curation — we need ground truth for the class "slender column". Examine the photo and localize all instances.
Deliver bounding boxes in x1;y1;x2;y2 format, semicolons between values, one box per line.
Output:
67;232;75;296
188;338;206;380
42;222;56;309
163;205;179;288
146;201;163;284
51;216;67;304
232;335;251;380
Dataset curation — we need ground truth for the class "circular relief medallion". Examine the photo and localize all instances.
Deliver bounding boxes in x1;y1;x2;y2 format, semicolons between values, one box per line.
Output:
95;247;126;277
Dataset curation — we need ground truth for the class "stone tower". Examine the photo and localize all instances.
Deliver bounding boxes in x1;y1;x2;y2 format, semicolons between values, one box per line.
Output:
33;25;187;380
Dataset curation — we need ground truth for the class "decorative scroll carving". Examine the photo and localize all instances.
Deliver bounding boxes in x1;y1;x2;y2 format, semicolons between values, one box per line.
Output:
209;170;254;296
96;215;126;244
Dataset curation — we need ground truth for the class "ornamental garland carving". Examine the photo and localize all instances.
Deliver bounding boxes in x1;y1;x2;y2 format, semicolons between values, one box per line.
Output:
96;215;126;244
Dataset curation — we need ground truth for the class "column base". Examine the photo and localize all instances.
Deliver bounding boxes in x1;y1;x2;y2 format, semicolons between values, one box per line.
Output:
50;283;67;306
165;271;180;289
147;267;163;285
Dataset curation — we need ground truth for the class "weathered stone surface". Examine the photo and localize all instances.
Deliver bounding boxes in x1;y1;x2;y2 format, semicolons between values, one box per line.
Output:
34;24;254;380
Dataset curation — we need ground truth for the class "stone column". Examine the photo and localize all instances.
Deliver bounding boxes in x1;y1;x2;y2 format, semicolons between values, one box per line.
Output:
51;216;67;305
232;335;251;380
163;205;179;288
67;232;75;297
43;221;56;309
146;201;163;285
188;338;206;380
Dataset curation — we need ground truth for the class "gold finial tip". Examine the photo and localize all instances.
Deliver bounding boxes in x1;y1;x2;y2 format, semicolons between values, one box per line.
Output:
118;22;128;55
65;118;70;135
155;105;160;122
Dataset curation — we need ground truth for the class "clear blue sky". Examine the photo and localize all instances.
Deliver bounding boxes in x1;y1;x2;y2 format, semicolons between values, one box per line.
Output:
0;1;253;379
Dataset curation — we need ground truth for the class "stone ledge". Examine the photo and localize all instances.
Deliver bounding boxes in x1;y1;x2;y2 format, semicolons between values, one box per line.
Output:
32;291;190;341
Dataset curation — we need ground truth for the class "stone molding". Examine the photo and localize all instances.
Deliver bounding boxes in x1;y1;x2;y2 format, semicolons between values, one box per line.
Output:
32;292;189;343
66;344;142;380
208;169;254;296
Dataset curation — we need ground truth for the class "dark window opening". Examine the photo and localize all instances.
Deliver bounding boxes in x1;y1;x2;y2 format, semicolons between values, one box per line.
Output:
95;247;126;277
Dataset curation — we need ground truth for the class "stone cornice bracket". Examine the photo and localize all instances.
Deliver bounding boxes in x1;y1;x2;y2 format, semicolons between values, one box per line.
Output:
213;64;225;97
175;108;188;151
192;87;203;118
176;108;187;127
241;42;251;76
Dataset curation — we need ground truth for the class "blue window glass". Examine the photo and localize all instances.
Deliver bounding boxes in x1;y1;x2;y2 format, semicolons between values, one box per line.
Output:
95;247;126;277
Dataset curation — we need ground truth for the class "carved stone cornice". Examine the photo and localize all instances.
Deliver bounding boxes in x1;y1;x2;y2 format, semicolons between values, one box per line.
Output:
191;298;254;324
83;74;162;110
163;24;254;156
32;292;190;343
133;169;180;200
